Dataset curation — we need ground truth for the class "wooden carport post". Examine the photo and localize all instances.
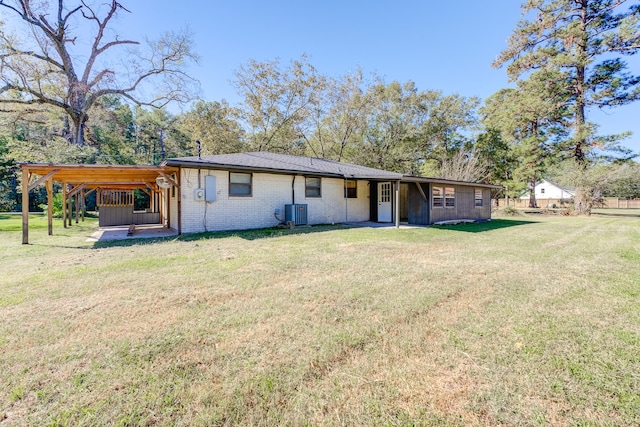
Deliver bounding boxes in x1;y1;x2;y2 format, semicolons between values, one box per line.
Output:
46;178;53;235
22;169;30;244
395;180;400;228
67;186;72;227
62;183;67;228
81;190;86;222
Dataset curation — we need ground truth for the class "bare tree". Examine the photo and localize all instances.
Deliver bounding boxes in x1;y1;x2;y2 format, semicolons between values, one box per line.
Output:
313;68;373;161
232;55;325;154
0;0;198;146
438;149;489;183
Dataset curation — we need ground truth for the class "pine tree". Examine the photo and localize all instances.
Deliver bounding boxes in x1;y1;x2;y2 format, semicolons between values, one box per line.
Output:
482;70;570;207
493;0;640;213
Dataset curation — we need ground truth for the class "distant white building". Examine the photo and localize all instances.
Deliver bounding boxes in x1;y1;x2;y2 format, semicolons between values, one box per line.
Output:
520;179;575;201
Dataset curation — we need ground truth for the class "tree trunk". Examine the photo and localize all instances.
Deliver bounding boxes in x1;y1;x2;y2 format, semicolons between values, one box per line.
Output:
574;64;586;163
575;186;593;216
572;4;590;212
529;177;537;208
71;113;88;146
574;2;588;163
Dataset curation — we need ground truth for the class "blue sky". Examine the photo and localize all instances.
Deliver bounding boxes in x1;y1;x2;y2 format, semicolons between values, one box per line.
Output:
20;1;640;153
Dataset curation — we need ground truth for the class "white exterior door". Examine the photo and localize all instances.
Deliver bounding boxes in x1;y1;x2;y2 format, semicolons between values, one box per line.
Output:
378;182;392;222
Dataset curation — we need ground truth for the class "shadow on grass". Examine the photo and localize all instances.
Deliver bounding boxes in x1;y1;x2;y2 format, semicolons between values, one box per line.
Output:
592;209;640;218
93;218;538;248
431;218;538;233
92;223;351;248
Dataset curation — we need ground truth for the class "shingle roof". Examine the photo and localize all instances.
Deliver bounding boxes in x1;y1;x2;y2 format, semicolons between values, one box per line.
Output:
165;152;404;180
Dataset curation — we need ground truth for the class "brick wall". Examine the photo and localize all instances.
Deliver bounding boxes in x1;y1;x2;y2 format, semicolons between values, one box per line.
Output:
179;168;371;234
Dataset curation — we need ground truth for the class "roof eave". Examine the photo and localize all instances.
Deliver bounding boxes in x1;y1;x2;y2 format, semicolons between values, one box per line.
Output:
165;159;402;180
402;175;502;189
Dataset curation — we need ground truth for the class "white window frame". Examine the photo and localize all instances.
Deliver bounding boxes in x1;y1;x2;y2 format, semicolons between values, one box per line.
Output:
229;172;252;197
305;176;321;198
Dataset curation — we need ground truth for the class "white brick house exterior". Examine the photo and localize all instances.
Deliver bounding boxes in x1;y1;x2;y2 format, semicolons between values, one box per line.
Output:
172;168;370;233
163;152;499;234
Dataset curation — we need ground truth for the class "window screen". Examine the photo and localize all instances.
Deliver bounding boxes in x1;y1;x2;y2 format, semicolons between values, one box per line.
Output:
229;172;252;196
305;177;321;198
432;186;443;208
445;187;455;208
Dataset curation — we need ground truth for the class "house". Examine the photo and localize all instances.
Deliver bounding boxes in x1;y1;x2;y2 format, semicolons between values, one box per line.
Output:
520;179;575;202
19;152;500;243
162;152;500;233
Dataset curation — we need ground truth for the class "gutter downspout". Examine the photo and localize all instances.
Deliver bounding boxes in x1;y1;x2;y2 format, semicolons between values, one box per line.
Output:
344;175;349;224
177;170;181;235
344;175;351;224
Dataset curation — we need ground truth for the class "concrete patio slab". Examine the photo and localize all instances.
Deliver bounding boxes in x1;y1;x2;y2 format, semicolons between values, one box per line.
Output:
87;224;178;242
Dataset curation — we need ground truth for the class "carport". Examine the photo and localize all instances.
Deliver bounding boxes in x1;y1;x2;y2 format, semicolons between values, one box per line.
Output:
19;163;179;244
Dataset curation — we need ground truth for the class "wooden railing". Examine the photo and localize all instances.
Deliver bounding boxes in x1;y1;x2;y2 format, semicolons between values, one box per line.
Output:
98;190;134;207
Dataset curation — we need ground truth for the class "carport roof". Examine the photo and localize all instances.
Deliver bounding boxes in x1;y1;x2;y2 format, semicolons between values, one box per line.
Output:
19;163;178;189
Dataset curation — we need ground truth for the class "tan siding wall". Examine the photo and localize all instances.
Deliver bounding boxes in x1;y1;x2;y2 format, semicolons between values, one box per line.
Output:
429;185;491;223
179;168;370;234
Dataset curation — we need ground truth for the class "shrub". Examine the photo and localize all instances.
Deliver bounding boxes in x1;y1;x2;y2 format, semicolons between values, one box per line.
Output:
38;193;67;218
502;206;520;216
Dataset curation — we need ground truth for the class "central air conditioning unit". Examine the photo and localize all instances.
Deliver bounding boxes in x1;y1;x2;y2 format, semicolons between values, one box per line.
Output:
194;188;205;201
284;204;308;225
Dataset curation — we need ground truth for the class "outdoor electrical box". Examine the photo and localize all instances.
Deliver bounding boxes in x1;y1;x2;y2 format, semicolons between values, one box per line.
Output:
194;188;205;201
205;175;216;202
284;204;308;225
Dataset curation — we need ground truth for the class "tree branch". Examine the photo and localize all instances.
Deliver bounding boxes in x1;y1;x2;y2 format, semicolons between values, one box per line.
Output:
0;47;64;70
81;1;134;83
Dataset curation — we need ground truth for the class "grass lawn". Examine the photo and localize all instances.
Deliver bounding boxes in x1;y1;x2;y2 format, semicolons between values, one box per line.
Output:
1;212;639;426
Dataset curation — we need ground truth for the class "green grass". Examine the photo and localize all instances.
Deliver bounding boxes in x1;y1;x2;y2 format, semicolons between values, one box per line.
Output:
1;213;639;426
0;213;50;231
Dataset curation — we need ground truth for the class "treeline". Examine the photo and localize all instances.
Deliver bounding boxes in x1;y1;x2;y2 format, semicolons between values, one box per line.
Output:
2;55;639;212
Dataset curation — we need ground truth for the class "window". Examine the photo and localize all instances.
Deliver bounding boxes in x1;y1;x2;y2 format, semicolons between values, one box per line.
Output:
540;188;546;194
345;180;357;198
432;186;443;208
379;182;391;203
305;177;321;198
445;187;455;208
475;188;483;207
229;172;252;196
